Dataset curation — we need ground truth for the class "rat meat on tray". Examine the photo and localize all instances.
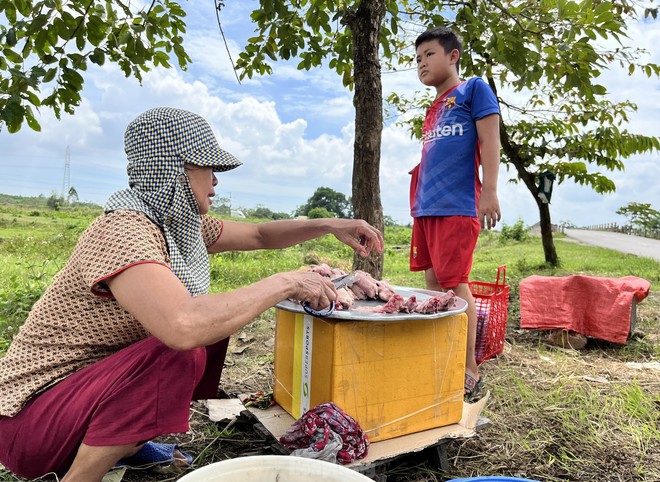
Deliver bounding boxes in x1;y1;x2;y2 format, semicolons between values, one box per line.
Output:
306;264;457;314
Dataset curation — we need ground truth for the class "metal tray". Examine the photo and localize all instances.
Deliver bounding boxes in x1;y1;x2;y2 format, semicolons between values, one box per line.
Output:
275;286;468;321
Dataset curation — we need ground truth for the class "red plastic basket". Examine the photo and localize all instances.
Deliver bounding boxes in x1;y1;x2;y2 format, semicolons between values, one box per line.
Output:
470;265;510;364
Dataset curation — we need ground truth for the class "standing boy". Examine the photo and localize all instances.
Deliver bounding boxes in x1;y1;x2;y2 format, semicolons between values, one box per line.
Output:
410;27;501;401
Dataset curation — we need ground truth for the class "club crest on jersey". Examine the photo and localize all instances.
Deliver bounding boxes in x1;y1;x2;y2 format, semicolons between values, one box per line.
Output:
444;97;456;110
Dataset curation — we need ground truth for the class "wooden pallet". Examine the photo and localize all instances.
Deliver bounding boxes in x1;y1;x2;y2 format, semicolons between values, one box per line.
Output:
239;392;492;480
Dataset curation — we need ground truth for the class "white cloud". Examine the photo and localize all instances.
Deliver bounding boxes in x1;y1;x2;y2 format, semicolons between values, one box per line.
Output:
183;34;245;85
17;99;103;150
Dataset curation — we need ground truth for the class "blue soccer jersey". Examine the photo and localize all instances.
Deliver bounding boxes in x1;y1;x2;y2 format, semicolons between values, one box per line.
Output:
410;77;499;218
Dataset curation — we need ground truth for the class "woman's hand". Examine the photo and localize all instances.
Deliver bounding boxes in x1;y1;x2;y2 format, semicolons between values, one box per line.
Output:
329;219;384;257
281;271;338;311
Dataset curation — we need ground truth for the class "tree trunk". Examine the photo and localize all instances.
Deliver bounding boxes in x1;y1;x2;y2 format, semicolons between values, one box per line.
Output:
486;76;559;267
538;200;558;266
344;1;386;278
501;125;559;266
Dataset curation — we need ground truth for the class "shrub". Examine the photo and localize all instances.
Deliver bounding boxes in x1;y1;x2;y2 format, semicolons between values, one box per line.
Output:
46;194;64;211
384;225;411;247
307;207;334;219
500;218;529;242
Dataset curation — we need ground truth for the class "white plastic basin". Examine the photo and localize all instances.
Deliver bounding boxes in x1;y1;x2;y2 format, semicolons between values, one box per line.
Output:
177;455;372;481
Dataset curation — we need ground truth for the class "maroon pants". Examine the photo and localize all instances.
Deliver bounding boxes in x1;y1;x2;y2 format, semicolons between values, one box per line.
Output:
0;336;229;479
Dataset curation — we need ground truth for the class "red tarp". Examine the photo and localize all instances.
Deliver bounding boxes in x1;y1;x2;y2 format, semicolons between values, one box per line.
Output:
519;275;650;344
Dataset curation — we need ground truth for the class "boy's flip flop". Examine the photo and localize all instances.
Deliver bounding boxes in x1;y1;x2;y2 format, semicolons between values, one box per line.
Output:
464;373;484;403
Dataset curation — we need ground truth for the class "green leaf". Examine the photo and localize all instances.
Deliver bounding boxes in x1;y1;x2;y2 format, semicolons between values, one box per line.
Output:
61;67;83;90
117;28;131;45
53;17;70;40
133;37;146;61
42;54;57;64
593;84;607;95
61;11;77;30
390;16;398;35
89;48;105;65
14;0;31;17
594;1;611;17
4;4;17;24
76;27;86;51
153;50;171;68
25;108;42;132
6;28;18;47
46;23;59;45
2;97;25;133
42;67;57;82
34;29;51;55
4;49;23;64
87;14;108;46
27;14;51;34
23;86;39;104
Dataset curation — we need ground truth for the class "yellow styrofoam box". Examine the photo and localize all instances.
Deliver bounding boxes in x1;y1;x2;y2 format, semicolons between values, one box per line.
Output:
273;309;467;442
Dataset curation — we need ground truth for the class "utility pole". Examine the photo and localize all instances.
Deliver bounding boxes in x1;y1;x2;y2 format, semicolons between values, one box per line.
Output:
61;146;70;200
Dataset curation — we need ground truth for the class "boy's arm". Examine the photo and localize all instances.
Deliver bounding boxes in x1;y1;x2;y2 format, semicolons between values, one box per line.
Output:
476;113;502;229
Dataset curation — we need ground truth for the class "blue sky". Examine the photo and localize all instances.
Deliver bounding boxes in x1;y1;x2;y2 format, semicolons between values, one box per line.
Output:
0;2;658;227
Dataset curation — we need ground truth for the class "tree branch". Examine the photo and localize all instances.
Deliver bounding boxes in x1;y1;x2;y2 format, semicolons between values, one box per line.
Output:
214;0;241;84
487;74;539;196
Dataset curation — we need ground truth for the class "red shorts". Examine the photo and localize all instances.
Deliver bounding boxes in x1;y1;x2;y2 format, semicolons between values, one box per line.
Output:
0;336;229;480
410;216;480;287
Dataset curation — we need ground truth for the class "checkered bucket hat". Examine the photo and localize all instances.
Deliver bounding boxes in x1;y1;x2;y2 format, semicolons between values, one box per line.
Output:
105;107;242;295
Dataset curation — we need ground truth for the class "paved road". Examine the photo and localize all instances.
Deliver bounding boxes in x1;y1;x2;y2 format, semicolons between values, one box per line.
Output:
564;229;660;262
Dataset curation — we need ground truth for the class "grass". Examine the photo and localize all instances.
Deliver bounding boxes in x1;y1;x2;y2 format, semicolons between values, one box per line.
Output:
0;202;659;481
475;357;659;480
